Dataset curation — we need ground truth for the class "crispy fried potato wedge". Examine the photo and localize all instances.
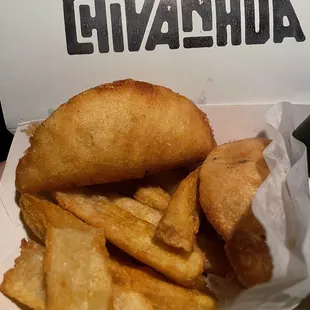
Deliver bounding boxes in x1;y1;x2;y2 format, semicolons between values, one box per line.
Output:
53;188;205;286
45;227;113;310
0;239;153;310
107;242;210;294
133;185;171;212
112;286;153;310
109;256;217;310
0;239;45;310
155;169;200;252
0;239;215;310
20;193;88;242
105;192;162;226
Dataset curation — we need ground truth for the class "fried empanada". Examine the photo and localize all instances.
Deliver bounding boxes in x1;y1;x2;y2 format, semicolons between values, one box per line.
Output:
199;138;272;287
16;79;216;193
199;138;270;241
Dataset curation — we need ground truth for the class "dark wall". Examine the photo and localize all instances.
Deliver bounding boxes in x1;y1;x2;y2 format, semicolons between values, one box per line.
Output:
0;104;13;161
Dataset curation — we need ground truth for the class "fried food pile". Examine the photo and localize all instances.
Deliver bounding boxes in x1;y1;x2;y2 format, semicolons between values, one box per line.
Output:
0;79;274;309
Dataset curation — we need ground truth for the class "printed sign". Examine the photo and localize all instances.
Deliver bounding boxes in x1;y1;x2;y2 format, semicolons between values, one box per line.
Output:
63;0;306;54
0;0;309;129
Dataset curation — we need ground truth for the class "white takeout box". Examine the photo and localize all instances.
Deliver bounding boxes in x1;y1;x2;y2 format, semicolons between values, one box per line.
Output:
1;0;310;308
1;103;310;309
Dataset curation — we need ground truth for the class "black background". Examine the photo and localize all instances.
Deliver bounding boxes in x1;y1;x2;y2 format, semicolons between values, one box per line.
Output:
0;104;13;161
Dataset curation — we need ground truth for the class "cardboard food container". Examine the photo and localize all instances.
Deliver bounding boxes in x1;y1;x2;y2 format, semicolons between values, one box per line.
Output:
1;0;310;309
1;104;310;309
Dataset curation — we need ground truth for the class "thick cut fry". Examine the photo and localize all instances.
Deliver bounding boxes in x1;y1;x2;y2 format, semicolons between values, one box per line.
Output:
105;192;162;226
133;185;171;212
0;240;215;310
109;257;217;310
155;169;200;252
45;227;112;310
53;188;205;286
107;242;210;294
0;239;45;310
20;193;88;242
112;286;153;310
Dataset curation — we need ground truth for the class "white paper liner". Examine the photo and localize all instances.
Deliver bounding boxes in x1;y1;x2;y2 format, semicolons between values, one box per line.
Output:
207;102;310;310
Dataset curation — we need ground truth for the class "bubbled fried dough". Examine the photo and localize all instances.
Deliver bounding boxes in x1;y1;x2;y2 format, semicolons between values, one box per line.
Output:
16;79;216;193
199;138;271;241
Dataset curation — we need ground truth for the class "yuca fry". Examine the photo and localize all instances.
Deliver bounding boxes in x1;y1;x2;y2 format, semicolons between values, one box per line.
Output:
20;193;88;242
155;169;200;252
45;227;113;310
0;239;45;310
0;240;151;310
105;192;162;226
53;188;205;286
107;243;210;294
133;185;171;212
113;285;153;310
20;193;206;291
110;256;217;310
0;239;215;310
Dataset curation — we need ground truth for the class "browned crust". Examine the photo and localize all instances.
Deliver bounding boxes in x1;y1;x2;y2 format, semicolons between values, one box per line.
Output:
199;138;270;240
0;239;45;310
225;226;273;287
16;79;216;193
199;138;273;287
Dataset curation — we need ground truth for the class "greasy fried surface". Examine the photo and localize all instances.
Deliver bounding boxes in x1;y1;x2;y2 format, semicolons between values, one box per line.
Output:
199;138;272;287
16;79;216;193
105;192;162;226
112;286;153;310
224;211;272;287
0;240;45;310
109;257;217;310
108;243;210;294
20;193;88;242
155;169;200;252
45;227;112;310
53;188;205;286
134;185;171;212
199;138;271;241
